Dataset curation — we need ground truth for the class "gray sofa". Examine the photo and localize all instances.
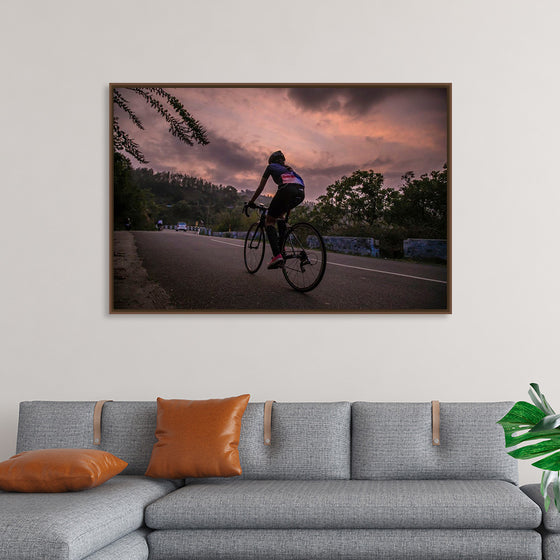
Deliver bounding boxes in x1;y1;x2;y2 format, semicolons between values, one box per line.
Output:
523;484;560;560
0;400;556;559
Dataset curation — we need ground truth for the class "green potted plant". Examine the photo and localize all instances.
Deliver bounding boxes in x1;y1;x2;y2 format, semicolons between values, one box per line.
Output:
497;383;560;512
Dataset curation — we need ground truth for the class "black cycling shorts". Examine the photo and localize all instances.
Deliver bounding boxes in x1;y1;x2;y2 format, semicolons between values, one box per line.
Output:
268;184;305;218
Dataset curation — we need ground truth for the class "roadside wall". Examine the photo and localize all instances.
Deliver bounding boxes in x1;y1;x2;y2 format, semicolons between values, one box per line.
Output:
404;239;447;261
322;236;379;257
205;231;448;262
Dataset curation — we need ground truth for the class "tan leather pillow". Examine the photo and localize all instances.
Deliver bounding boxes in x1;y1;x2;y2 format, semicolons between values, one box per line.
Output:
145;395;250;479
0;448;128;492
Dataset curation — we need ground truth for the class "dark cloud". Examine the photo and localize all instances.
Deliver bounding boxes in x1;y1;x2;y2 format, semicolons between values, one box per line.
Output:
130;125;261;184
297;157;395;200
362;156;394;169
287;87;397;116
300;162;358;180
204;133;260;172
287;88;341;112
406;88;448;114
342;88;396;115
287;86;447;117
302;156;392;179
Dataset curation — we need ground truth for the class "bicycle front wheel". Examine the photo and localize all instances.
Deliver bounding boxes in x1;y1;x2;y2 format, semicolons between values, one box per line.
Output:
281;223;327;292
244;223;266;273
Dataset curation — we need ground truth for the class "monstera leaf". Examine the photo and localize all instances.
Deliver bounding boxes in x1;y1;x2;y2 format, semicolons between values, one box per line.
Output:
498;383;560;511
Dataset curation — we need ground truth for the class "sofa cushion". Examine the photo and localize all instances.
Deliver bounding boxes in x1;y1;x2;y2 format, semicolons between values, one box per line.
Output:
82;529;149;560
99;402;158;475
147;529;541;560
238;402;351;479
145;479;541;530
522;483;560;533
0;475;179;560
0;448;127;492
352;402;518;483
544;533;560;560
145;395;250;479
17;401;97;452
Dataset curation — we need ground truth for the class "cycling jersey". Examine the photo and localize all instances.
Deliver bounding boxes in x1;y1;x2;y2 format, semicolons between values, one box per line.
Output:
262;163;305;189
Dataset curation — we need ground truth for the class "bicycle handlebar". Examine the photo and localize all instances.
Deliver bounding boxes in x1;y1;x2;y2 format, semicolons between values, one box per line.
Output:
243;202;267;217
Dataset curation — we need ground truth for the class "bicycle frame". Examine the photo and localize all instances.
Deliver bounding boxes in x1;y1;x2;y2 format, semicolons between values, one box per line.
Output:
243;203;326;291
247;204;289;246
253;205;268;228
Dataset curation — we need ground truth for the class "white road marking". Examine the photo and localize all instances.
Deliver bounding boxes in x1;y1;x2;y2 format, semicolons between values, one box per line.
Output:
207;238;244;248
328;261;447;284
205;236;447;284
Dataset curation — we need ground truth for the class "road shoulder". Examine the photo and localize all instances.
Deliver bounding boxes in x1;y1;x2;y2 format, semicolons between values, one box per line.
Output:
112;231;174;311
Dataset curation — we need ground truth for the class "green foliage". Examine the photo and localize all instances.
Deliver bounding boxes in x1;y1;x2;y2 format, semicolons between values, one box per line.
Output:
113;159;449;253
310;166;447;256
112;87;209;163
313;170;391;233
113;153;157;230
117;166;249;229
375;223;408;258
213;208;254;233
498;383;560;512
388;166;447;239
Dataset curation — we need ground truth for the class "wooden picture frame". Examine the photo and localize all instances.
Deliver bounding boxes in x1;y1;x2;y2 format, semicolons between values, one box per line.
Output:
110;84;451;313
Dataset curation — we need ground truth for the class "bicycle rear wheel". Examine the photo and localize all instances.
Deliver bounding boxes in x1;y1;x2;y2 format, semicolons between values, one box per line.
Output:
281;223;326;292
244;223;266;273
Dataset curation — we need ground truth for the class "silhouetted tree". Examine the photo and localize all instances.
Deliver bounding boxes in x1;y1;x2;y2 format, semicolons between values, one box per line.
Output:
388;165;447;239
312;170;394;233
112;87;209;163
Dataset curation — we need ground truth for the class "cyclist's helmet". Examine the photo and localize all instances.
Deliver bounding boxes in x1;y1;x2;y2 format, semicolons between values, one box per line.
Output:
268;150;285;164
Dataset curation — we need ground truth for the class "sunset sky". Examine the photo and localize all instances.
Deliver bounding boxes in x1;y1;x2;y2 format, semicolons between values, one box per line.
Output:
114;86;449;201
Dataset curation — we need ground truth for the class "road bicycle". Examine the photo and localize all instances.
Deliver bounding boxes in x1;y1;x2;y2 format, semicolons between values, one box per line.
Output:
242;203;327;292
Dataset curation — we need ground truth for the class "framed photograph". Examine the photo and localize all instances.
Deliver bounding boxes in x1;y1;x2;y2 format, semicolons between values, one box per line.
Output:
110;84;450;313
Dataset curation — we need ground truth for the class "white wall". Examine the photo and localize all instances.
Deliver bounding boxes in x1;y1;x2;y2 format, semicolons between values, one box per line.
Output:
1;0;559;485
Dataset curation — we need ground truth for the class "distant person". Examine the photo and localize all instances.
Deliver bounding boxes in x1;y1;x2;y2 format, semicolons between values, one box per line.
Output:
157;219;163;231
125;218;132;231
248;151;305;269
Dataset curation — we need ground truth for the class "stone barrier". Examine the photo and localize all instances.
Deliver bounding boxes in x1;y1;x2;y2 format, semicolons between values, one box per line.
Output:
321;236;379;257
208;230;247;239
205;231;446;261
403;239;447;261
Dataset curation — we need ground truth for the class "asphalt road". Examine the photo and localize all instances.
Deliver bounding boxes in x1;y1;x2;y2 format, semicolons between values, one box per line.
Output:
133;230;449;312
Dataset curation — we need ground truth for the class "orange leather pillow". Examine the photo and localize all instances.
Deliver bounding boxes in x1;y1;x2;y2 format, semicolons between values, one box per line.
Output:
0;448;128;492
145;395;250;479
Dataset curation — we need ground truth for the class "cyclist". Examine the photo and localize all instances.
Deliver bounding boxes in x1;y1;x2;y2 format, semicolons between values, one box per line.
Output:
247;151;305;269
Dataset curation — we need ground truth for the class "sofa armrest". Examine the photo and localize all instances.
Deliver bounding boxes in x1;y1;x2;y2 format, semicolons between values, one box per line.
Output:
522;484;560;533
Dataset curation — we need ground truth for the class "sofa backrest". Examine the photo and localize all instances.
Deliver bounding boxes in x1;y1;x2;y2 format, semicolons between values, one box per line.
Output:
351;402;518;484
16;401;352;479
17;400;516;482
238;402;351;479
16;401;157;475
